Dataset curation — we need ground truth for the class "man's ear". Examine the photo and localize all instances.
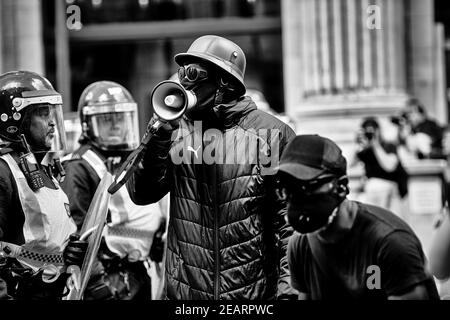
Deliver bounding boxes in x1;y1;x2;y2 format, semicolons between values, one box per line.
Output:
337;176;349;196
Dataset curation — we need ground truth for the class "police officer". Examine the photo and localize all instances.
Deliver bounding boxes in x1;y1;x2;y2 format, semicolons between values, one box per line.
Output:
61;81;167;300
0;70;86;300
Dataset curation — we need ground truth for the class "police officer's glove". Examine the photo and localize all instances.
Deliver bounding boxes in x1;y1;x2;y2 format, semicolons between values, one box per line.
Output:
63;233;88;268
149;232;165;263
0;278;12;300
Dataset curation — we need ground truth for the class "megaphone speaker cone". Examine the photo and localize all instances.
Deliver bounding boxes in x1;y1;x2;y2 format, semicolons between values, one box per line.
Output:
151;80;196;121
164;95;184;109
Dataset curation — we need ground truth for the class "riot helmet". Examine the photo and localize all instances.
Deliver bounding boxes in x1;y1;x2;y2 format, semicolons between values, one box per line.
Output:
78;81;139;152
0;71;67;153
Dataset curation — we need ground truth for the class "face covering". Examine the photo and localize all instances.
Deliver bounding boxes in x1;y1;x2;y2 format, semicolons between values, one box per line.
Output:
287;193;342;234
181;78;218;120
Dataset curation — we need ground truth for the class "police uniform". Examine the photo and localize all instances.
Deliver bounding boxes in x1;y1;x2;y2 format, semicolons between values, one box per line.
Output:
0;71;78;300
62;144;165;299
0;151;77;299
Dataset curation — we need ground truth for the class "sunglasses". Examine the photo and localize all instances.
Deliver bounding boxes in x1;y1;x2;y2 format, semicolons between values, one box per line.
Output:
276;175;337;200
178;64;209;82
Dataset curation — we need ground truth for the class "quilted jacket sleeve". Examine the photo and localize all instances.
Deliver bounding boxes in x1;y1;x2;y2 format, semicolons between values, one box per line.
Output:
272;124;298;299
127;118;175;205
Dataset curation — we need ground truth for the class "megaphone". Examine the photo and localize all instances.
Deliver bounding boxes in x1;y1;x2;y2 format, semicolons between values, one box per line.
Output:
151;80;197;121
107;80;196;195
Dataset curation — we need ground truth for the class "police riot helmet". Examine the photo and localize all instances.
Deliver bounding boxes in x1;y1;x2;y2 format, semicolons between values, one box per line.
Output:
78;81;139;152
0;71;67;153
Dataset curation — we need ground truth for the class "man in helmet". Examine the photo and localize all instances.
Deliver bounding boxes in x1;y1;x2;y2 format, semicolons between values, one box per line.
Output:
61;81;167;300
277;134;439;300
0;71;86;299
127;35;297;299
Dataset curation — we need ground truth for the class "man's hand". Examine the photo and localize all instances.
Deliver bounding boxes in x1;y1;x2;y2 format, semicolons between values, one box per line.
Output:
148;114;180;138
63;233;88;268
356;130;371;150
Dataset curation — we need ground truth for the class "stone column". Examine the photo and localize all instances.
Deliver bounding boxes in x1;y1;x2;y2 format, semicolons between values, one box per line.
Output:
408;0;447;125
0;0;45;74
282;0;447;251
55;0;72;113
282;0;410;148
0;3;3;74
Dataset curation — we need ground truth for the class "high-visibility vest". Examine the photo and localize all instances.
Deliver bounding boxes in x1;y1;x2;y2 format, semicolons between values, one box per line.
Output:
0;153;77;271
80;149;163;262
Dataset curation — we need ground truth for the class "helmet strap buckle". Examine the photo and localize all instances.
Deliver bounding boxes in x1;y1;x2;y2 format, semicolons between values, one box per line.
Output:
52;158;66;183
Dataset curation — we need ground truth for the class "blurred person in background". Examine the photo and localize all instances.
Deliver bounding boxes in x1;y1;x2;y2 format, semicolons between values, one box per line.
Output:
277;134;439;300
127;35;297;300
395;98;445;160
0;71;86;299
351;117;408;218
61;81;167;300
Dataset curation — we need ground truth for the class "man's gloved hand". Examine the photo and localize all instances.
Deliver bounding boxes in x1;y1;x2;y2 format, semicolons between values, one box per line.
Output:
147;114;180;139
63;233;88;268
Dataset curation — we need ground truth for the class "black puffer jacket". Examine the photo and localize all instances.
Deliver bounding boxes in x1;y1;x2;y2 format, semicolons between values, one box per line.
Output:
128;97;296;299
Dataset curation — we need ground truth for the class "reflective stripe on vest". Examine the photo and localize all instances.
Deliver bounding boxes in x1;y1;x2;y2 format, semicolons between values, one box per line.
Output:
0;241;64;266
81;149;163;260
106;226;153;240
0;154;77;270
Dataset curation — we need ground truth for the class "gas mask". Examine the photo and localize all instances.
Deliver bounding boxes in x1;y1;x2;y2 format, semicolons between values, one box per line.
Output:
181;78;217;120
178;63;217;118
178;63;238;121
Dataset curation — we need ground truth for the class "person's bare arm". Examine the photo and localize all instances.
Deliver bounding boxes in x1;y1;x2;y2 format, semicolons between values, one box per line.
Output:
428;212;450;280
297;292;310;300
388;283;429;300
372;140;399;172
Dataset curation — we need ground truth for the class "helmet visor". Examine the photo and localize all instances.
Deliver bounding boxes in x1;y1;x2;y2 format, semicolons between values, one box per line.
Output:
89;110;139;151
23;104;67;153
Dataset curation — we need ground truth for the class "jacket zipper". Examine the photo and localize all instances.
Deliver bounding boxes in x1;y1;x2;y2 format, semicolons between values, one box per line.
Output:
213;162;220;300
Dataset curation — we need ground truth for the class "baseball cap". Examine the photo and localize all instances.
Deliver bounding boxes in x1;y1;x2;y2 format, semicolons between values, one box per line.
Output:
277;135;347;180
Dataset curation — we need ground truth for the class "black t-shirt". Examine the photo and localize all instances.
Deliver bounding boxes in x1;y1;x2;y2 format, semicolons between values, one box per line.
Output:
288;201;439;300
357;143;408;197
357;142;398;181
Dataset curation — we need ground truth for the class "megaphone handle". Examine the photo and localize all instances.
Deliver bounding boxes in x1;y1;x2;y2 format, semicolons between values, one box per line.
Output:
142;120;164;143
107;120;164;195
